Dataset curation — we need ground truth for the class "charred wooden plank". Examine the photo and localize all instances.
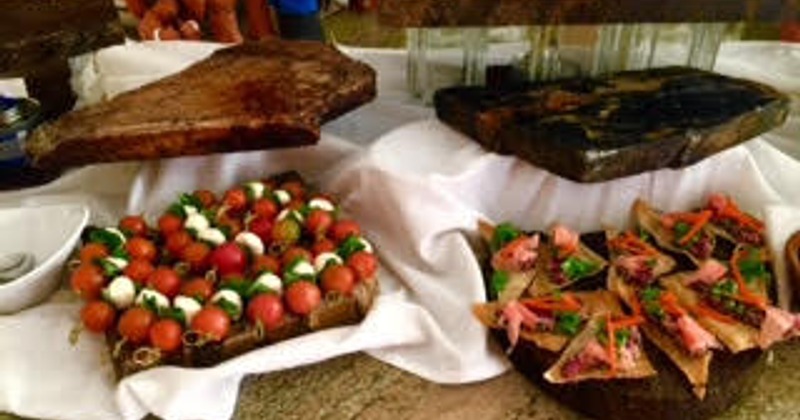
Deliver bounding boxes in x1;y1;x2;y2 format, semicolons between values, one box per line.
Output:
434;67;790;183
379;0;790;27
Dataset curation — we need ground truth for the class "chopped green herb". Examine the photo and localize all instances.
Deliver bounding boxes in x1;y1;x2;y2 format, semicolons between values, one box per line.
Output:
141;295;160;314
491;222;521;252
640;287;662;303
555;312;583;336
638;228;652;242
738;250;769;284
615;328;632;348
491;271;509;297
560;257;599;281
160;307;188;326
99;259;123;277
673;222;691;242
640;287;665;320
711;280;738;297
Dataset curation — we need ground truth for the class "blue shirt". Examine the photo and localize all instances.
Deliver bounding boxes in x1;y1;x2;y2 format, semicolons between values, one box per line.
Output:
271;0;319;15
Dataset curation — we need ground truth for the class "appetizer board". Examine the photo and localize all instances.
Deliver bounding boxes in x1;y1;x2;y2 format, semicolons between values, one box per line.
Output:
68;172;379;379
473;193;798;419
435;67;789;183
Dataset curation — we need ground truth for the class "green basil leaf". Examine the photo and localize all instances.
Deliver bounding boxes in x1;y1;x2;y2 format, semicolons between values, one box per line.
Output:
89;229;124;252
221;278;251;297
490;271;509;297
337;236;366;260
99;259;122;277
160;307;188;326
179;193;205;210
555;312;582;336
615;328;632;348
216;298;241;320
167;203;186;218
673;222;691;242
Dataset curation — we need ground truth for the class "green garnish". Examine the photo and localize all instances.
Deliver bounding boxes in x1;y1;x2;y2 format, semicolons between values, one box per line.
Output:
178;193;205;210
738;248;769;285
560;257;599;281
673;222;691;242
491;271;509;297
221;277;251;297
216;297;242;320
337;236;366;260
615;328;632;348
555;312;583;336
711;280;738;298
640;287;665;321
160;307;188;326
167;203;186;218
89;229;125;252
491;223;521;252
98;258;124;277
283;259;316;285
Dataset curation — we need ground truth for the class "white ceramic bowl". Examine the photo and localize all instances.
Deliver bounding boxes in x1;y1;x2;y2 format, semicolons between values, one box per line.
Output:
0;204;89;314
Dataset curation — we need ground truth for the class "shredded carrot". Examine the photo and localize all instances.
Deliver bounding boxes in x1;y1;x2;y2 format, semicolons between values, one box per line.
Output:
660;291;687;317
609;232;658;256
629;295;644;316
610;315;646;329
520;293;582;313
692;303;738;324
730;249;768;310
677;210;712;246
716;204;764;233
606;313;617;378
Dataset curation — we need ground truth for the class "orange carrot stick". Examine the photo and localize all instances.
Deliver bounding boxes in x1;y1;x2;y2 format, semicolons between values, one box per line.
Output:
730;249;767;309
692;303;738;324
660;291;687;317
677;210;712;246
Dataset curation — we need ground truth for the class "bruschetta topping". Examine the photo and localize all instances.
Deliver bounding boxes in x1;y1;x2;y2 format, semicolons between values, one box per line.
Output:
492;235;540;273
552;224;580;258
684;260;728;286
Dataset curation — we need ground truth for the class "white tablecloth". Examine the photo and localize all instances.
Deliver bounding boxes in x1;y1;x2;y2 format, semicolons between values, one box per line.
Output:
0;40;798;420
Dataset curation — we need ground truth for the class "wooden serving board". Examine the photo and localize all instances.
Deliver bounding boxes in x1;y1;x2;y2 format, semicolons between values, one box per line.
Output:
435;67;790;183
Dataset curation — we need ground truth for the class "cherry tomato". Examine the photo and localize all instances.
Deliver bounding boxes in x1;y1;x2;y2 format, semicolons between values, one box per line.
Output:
79;243;108;265
158;213;183;236
246;293;285;331
330;220;361;243
181;278;215;302
280;181;305;200
248;216;274;244
126;237;157;261
272;219;301;246
252;198;278;220
117;307;155;344
191;306;231;341
210;242;248;276
281;246;312;267
147;267;182;298
306;210;333;237
70;264;107;300
347;251;378;282
193;189;217;208
119;215;148;237
124;259;155;284
216;213;243;237
284;281;322;316
223;188;247;210
252;254;281;275
80;300;116;333
183;241;211;272
311;238;336;256
286;199;305;211
149;319;183;353
321;265;356;295
166;230;192;257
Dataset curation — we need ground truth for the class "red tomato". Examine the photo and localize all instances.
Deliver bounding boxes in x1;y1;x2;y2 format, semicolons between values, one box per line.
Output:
306;210;333;236
248;216;273;244
191;306;231;341
158;213;183;236
280;181;305;200
119;215;148;237
246;293;285;331
284;282;322;316
209;243;248;276
117;307;155;344
216;213;243;238
149;319;183;352
181;278;215;302
281;246;312;267
80;300;116;333
183;241;211;272
147;267;182;298
321;265;356;295
124;259;155;284
223;188;247;210
70;264;107;300
252;254;281;275
126;237;157;261
252;198;278;220
193;189;216;208
79;243;108;265
271;219;301;245
166;230;192;257
347;251;378;282
330;220;361;243
311;238;336;256
286;199;305;211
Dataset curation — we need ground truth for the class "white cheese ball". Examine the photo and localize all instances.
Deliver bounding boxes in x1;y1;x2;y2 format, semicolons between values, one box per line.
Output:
314;252;343;272
104;227;127;244
135;289;170;311
211;289;243;319
356;237;374;254
104;256;129;271
184;213;210;232
276;209;304;224
246;182;266;200
254;272;283;294
183;205;199;216
235;231;264;255
289;260;315;277
173;295;203;324
273;189;291;205
105;276;136;309
198;228;226;246
308;198;335;212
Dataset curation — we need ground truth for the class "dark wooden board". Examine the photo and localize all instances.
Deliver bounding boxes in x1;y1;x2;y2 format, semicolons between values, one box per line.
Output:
379;0;791;27
434;67;790;183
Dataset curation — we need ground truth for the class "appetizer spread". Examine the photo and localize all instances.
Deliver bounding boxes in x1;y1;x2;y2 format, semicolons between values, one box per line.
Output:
474;193;800;408
69;172;379;378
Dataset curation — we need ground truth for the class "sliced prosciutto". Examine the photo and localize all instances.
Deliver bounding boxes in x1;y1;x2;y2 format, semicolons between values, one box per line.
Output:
758;306;800;349
498;300;553;350
676;314;721;356
552;224;580;257
683;259;728;286
492;235;540;273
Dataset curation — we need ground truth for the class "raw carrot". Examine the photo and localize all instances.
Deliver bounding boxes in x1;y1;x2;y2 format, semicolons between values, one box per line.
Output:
692;303;738;324
610;315;645;329
730;249;767;309
520;293;582;312
660;291;687;317
677;210;712;246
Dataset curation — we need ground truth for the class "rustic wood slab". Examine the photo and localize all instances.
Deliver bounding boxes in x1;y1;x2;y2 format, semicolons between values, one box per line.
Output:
435;67;790;183
378;0;790;27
